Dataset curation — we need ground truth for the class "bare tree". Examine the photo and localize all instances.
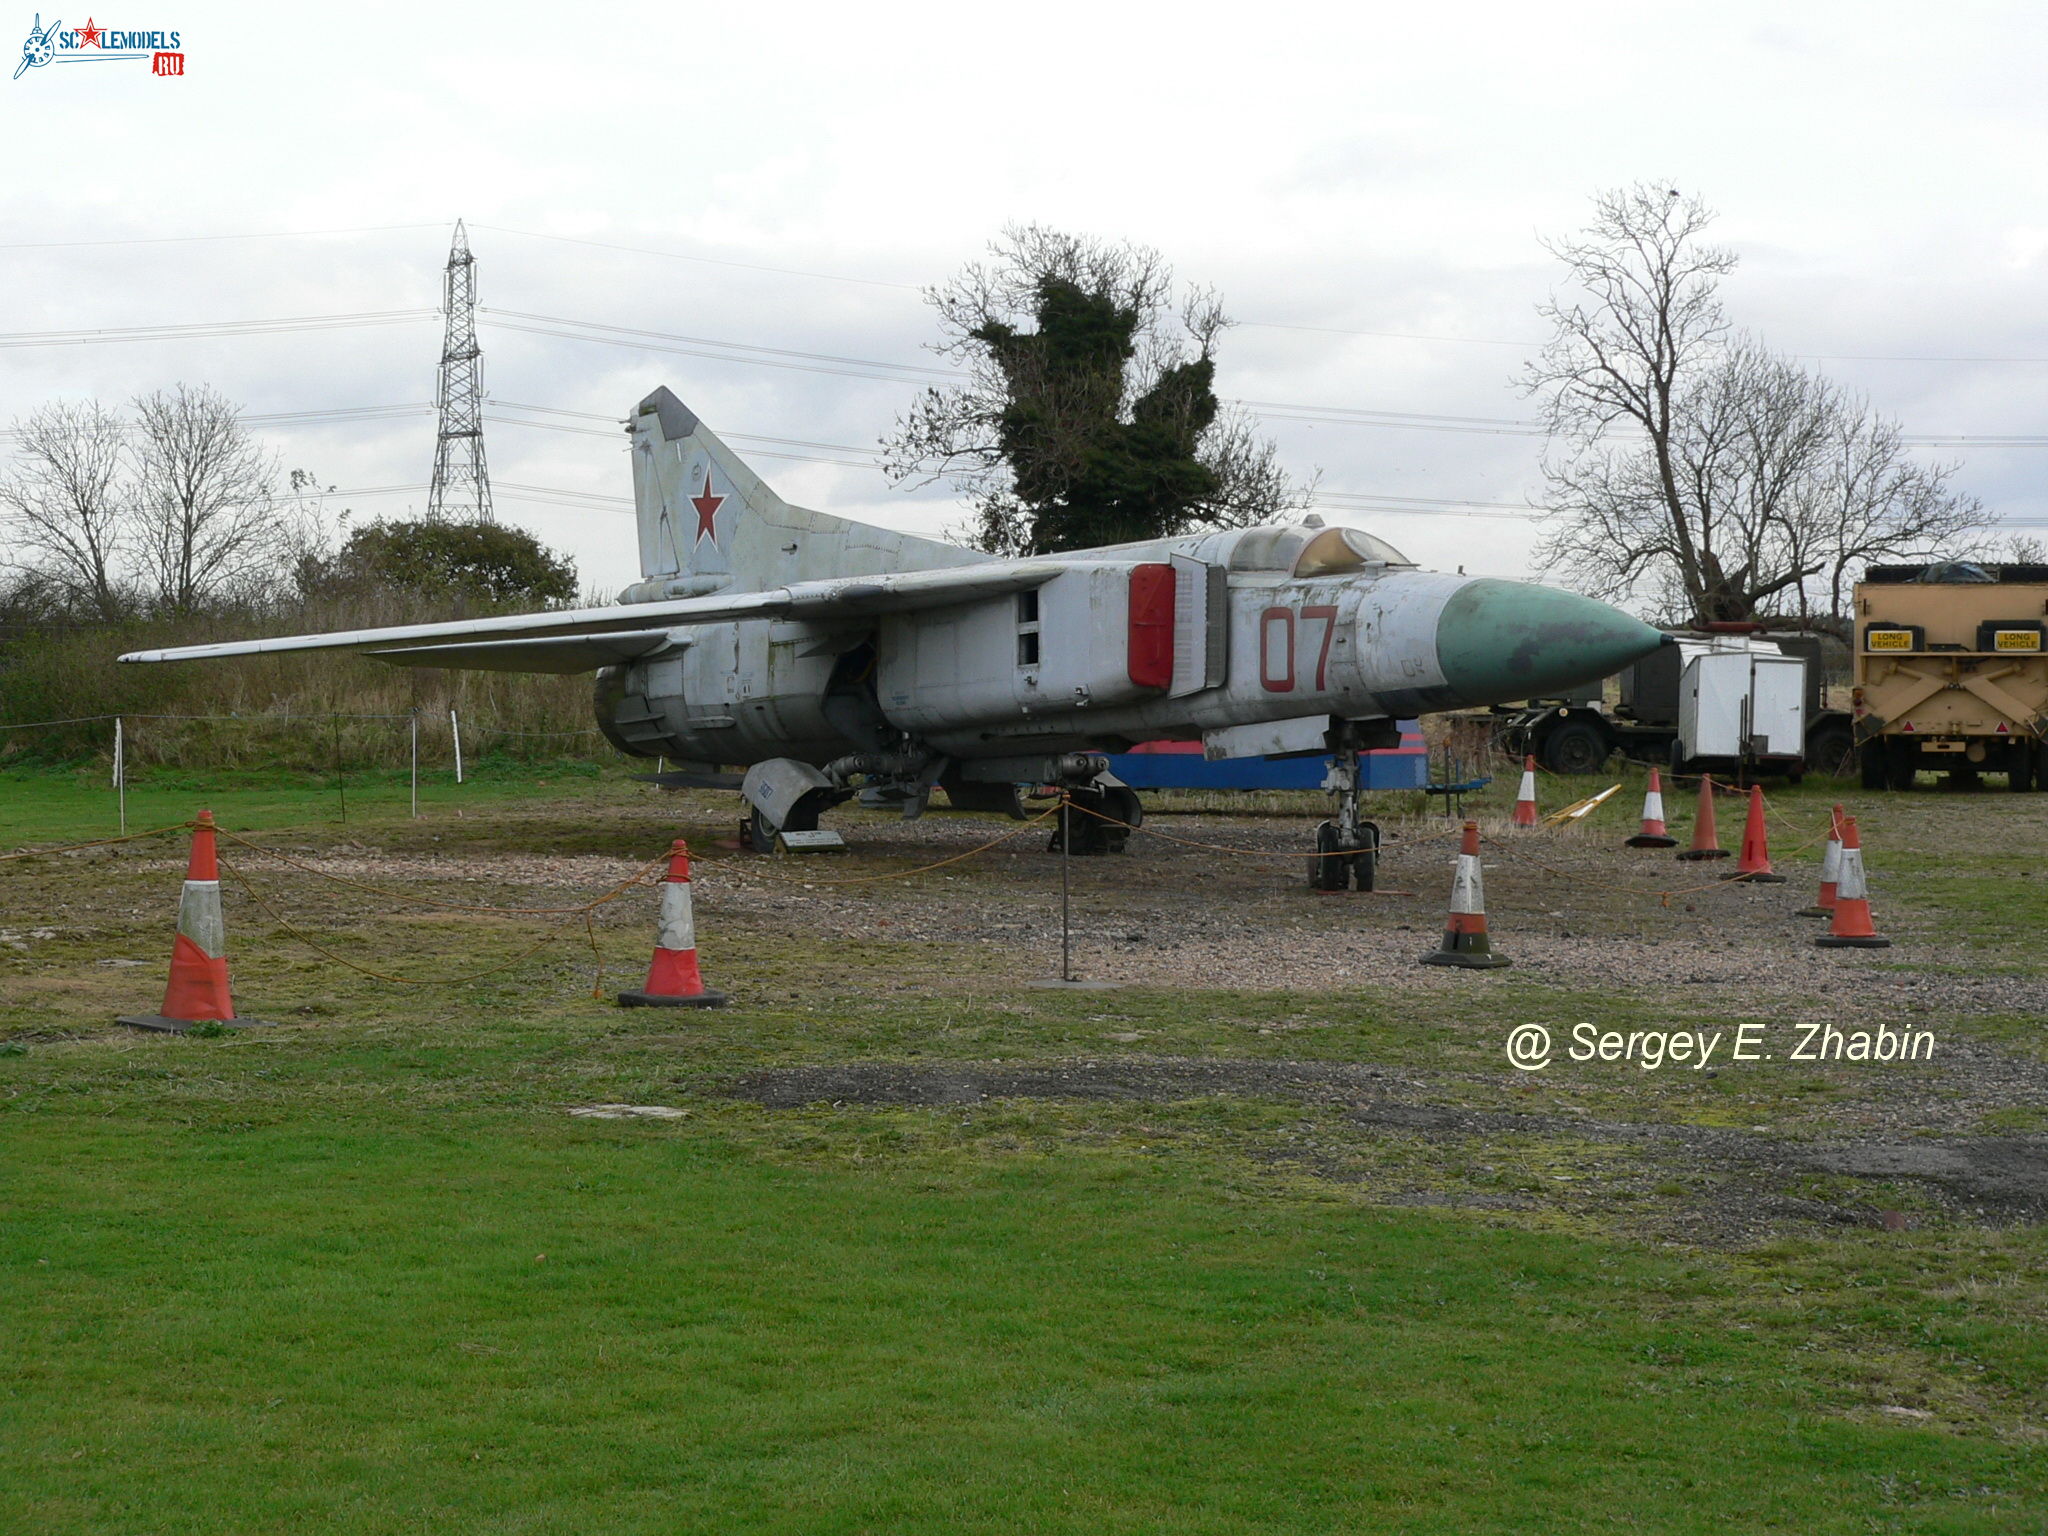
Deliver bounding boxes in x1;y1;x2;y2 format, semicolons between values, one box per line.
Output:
1995;533;2047;565
886;224;1304;554
1528;186;1984;626
1524;184;1739;620
130;384;287;614
1805;410;1984;625
0;400;132;619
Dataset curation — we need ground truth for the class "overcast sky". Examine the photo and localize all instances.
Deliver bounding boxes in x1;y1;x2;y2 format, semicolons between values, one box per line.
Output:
5;0;2045;599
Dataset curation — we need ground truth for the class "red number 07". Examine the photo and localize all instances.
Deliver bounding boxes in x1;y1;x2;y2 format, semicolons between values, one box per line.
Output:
1259;605;1340;693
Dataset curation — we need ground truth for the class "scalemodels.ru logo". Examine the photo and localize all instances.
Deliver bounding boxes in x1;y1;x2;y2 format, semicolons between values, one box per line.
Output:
14;14;184;78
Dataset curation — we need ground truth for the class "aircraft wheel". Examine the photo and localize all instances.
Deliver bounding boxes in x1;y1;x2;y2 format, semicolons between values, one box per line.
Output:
742;813;779;854
1099;786;1141;853
1351;837;1379;893
1309;821;1379;891
1049;799;1111;855
1309;822;1349;890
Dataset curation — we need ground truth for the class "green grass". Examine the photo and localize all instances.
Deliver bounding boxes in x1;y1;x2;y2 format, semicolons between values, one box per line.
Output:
4;765;2047;1531
0;758;626;845
4;1064;2041;1535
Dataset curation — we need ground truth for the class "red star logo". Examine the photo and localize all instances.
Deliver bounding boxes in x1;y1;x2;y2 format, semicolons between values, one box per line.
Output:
689;470;724;544
76;18;103;46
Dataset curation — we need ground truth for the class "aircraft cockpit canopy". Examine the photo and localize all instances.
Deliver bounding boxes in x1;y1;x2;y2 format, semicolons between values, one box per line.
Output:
1293;525;1414;575
1225;522;1414;575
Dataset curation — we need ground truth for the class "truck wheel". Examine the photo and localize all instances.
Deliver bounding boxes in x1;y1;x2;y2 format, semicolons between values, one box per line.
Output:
1542;720;1610;775
1885;739;1919;791
2009;748;2035;793
1806;726;1855;780
1860;742;1888;790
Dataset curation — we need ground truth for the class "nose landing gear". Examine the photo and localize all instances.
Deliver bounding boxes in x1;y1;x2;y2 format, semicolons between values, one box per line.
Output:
1309;748;1380;891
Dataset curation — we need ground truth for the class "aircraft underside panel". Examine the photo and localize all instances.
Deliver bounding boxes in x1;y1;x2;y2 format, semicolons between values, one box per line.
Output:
595;623;862;764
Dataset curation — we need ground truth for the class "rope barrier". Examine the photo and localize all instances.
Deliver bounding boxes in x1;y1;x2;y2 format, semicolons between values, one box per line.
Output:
709;806;1061;886
1050;795;1426;892
217;855;640;995
0;821;193;863
215;827;669;916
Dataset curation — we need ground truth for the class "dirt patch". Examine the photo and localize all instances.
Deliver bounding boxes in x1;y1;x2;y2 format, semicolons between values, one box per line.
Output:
726;1056;2048;1241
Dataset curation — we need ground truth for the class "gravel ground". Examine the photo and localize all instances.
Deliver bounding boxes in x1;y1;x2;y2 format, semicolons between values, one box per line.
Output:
192;803;2048;1021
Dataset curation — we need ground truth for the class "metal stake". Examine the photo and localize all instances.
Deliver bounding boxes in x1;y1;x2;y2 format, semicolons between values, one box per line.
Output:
113;716;125;835
450;707;464;784
1060;795;1072;983
332;714;347;823
409;712;419;819
1026;791;1118;992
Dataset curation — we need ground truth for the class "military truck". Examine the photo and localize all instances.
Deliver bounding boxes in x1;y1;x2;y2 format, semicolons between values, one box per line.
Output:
1853;562;2048;790
1493;627;1854;778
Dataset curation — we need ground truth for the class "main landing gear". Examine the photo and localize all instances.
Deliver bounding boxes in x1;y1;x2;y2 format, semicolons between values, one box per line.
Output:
1048;783;1144;855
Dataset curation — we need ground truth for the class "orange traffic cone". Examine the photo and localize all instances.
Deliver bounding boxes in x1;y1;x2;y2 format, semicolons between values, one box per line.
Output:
118;811;271;1033
618;840;728;1007
1420;820;1512;969
1625;768;1679;848
1816;816;1890;949
1800;805;1845;918
1511;756;1539;827
1721;785;1786;882
1675;775;1730;862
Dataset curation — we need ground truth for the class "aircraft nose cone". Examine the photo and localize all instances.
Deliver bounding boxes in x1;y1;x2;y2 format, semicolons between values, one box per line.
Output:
1434;579;1664;706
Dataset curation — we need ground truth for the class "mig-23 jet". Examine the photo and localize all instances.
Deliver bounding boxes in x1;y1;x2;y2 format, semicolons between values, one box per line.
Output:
123;386;1666;885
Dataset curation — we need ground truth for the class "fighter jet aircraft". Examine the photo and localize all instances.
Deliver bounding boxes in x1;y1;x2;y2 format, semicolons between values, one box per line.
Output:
123;386;1666;883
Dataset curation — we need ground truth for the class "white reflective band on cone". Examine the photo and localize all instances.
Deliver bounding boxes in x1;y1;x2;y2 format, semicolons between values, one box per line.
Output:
1644;792;1664;821
1835;849;1867;902
177;880;226;958
1819;837;1843;883
1449;856;1483;915
657;880;697;953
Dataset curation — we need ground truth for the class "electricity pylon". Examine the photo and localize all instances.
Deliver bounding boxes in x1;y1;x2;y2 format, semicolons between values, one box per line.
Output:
426;220;493;522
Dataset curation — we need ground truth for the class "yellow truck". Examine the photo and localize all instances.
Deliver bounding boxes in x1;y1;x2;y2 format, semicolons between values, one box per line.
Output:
1854;561;2048;790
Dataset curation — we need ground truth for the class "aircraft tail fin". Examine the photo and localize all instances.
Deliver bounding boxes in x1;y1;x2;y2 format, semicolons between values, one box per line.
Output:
627;386;985;596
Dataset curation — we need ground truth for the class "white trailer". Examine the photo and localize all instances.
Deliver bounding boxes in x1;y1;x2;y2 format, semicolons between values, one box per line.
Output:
1676;641;1808;769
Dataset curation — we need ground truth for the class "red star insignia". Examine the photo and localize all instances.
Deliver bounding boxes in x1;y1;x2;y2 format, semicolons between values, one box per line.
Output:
76;18;103;46
689;470;724;543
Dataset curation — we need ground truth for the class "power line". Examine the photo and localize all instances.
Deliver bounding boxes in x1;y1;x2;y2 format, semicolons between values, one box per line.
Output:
0;221;449;252
6;296;2045;444
0;309;436;349
482;307;954;377
480;317;959;387
484;410;878;464
0;402;435;441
